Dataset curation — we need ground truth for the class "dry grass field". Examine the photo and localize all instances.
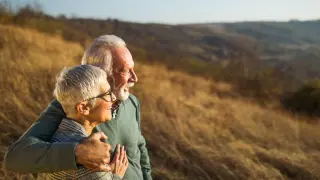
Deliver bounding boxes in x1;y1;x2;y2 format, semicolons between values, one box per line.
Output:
1;25;320;180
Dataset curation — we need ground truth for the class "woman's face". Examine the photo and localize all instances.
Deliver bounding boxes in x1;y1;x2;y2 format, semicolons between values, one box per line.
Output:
88;82;116;123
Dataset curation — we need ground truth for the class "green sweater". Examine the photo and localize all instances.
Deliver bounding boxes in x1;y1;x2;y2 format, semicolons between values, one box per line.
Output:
4;94;152;180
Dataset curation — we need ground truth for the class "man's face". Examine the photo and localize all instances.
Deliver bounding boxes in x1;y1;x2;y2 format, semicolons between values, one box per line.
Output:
111;47;138;101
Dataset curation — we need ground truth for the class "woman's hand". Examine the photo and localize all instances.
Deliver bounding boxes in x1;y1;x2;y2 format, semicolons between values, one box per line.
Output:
110;144;128;178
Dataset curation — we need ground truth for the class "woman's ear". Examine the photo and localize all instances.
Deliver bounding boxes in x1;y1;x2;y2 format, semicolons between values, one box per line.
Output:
76;102;90;115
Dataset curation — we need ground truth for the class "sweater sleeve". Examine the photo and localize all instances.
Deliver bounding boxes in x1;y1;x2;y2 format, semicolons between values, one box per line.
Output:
138;133;152;180
133;95;152;180
3;100;78;173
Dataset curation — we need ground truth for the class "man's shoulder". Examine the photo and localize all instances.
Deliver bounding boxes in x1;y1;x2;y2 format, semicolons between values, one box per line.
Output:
40;99;65;116
127;94;139;108
49;99;63;108
128;93;139;104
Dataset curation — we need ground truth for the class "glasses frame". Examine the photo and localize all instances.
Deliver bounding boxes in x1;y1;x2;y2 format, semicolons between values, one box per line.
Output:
84;90;115;103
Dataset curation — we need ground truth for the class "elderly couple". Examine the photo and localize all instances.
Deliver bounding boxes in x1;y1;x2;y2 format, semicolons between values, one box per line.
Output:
4;35;152;180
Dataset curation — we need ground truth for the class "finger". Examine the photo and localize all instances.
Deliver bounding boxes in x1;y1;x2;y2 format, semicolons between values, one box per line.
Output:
103;156;110;164
108;161;115;171
119;146;125;161
98;132;108;142
112;144;120;163
102;158;109;165
122;150;127;163
89;132;108;141
124;155;128;167
103;144;111;159
105;143;111;152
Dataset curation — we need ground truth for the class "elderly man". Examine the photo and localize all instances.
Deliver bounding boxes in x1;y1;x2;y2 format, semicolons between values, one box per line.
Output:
4;35;152;180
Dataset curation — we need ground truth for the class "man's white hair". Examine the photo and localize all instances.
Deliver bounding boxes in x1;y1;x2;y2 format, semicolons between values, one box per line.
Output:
53;64;107;115
81;35;126;77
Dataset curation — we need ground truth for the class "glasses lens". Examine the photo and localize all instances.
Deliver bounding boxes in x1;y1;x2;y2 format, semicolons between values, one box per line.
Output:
105;94;112;102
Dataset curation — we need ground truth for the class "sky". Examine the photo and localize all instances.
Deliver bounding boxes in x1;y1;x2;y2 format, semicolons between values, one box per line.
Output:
11;0;320;24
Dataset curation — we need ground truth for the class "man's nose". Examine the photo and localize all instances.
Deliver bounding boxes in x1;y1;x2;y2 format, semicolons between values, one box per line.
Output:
129;70;138;83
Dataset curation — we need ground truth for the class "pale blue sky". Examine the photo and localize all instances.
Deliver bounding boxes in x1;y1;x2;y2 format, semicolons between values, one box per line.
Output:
12;0;320;24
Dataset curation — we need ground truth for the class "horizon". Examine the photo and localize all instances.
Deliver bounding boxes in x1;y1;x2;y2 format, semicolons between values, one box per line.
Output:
10;0;320;24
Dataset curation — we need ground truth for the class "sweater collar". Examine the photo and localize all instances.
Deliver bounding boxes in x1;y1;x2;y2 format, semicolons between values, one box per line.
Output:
58;118;89;137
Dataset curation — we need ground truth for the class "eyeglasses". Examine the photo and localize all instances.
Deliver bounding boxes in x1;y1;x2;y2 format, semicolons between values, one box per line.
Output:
85;90;116;103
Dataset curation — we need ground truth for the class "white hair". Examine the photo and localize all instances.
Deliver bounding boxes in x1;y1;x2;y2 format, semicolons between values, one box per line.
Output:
53;64;107;115
81;35;126;77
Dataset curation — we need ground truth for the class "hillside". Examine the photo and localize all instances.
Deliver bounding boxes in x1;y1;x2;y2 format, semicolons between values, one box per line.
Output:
2;8;319;98
196;20;320;80
56;17;320;82
1;25;320;180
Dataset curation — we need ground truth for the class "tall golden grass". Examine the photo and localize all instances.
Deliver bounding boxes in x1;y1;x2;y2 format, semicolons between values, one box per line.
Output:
1;25;319;180
0;25;81;179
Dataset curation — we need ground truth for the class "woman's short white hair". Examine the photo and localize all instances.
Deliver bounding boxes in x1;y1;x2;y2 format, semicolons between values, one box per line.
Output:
81;35;126;77
53;64;107;115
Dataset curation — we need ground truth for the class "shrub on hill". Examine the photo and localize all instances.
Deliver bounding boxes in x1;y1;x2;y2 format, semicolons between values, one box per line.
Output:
283;80;320;116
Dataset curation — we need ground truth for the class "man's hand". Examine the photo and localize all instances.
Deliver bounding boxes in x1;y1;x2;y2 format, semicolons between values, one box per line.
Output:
110;144;129;178
75;132;111;171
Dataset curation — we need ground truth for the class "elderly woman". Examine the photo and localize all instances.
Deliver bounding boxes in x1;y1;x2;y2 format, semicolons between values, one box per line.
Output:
39;64;128;180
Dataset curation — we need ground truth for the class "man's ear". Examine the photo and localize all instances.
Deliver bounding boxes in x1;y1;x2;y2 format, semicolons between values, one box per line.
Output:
76;102;90;115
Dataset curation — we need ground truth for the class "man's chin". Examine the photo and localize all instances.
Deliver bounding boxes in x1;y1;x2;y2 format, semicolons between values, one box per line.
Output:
116;91;130;101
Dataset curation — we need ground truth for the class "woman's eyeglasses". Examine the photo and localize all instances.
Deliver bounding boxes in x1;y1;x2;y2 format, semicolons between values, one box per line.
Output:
85;90;116;103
